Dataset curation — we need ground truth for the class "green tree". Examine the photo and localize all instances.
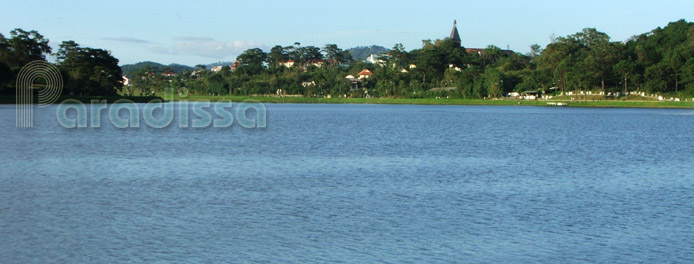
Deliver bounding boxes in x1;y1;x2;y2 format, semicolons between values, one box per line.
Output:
390;43;409;68
320;44;351;66
56;41;123;95
322;44;341;66
529;43;542;64
575;28;615;93
413;41;445;84
663;46;688;93
482;67;503;98
297;46;322;66
0;29;52;93
0;29;51;70
267;45;288;69
613;54;638;96
237;48;267;75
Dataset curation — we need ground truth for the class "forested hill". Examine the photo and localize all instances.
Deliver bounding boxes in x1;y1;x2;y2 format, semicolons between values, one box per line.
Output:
121;61;193;77
347;45;389;60
121;46;390;76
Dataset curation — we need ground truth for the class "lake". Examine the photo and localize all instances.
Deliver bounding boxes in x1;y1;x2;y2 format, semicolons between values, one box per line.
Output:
1;103;693;263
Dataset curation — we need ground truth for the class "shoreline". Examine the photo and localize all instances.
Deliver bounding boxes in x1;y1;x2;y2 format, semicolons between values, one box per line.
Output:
1;95;693;109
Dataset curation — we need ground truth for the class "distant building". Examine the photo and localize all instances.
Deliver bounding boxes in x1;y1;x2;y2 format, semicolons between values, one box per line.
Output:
122;76;130;86
366;54;386;66
162;71;176;77
450;20;462;47
308;59;324;68
345;75;358;89
279;60;295;68
357;69;373;79
278;59;324;68
211;65;223;72
449;20;513;55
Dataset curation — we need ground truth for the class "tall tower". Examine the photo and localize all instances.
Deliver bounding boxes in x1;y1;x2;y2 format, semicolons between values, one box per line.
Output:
450;20;462;46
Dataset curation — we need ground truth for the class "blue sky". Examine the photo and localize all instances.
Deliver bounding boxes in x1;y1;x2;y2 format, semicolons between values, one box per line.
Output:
2;0;693;66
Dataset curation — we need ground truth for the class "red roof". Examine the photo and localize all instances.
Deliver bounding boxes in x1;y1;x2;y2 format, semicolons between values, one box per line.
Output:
358;69;373;76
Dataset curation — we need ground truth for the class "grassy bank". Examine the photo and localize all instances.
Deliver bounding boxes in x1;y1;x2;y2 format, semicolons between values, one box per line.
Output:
174;95;694;108
2;94;693;108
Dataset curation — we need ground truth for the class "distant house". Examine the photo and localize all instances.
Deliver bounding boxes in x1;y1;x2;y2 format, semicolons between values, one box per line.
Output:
162;71;176;77
230;61;239;71
345;75;359;89
409;64;417;69
211;65;223;72
308;59;324;68
278;59;324;68
122;76;130;86
357;69;373;79
279;60;295;68
448;64;462;72
521;91;539;100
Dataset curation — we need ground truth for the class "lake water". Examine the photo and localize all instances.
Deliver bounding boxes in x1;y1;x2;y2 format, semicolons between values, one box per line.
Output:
1;103;693;263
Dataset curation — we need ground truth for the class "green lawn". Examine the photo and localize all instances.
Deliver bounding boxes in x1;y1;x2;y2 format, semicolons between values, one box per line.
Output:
172;95;694;108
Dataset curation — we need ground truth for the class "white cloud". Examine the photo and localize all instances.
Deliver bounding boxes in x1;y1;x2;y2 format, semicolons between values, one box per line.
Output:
168;37;264;59
172;36;215;41
102;37;153;44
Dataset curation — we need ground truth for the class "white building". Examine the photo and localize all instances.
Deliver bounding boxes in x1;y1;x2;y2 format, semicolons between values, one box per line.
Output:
366;54;386;66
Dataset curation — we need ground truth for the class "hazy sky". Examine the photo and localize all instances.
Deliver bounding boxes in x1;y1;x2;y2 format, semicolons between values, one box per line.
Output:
2;0;693;66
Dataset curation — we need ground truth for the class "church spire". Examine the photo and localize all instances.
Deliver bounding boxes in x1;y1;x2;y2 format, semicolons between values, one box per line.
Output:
450;20;461;46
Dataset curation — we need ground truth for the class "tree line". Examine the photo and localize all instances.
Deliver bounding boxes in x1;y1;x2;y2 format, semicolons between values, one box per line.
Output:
0;29;122;96
131;19;694;99
2;19;693;99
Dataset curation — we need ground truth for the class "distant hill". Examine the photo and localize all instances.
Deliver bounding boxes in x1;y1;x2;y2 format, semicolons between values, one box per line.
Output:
347;45;389;60
206;61;235;68
121;61;194;77
120;49;387;76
